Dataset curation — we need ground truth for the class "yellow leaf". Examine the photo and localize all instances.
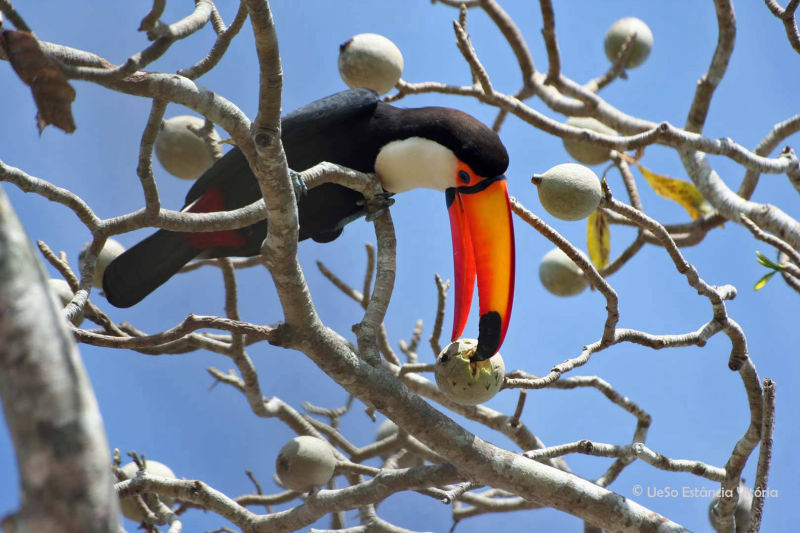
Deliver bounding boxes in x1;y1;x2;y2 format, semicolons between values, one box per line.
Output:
754;271;776;291
587;209;610;270
635;162;709;219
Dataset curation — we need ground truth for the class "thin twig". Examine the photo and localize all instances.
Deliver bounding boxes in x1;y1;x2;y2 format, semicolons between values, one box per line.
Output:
538;0;559;85
60;0;215;82
632;443;725;481
0;0;30;32
748;378;776;532
429;274;450;357
685;0;736;133
139;0;166;33
602;189;747;370
765;0;800;54
362;243;376;310
453;20;493;96
740;215;800;267
511;197;619;347
508;390;526;428
584;33;636;93
138;99;167;221
180;1;249;79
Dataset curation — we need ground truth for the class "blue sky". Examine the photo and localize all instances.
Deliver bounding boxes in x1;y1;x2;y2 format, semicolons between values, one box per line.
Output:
1;1;798;531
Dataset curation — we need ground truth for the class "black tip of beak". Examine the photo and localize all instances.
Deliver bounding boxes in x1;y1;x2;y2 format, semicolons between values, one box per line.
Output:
471;311;502;362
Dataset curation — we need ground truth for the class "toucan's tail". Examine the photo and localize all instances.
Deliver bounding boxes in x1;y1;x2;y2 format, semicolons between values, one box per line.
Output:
103;230;200;308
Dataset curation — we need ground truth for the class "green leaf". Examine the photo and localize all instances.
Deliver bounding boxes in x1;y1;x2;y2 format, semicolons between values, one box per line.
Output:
755;251;783;271
754;271;776;291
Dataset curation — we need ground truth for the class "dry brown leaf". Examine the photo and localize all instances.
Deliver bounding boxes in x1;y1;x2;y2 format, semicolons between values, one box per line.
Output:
1;29;76;133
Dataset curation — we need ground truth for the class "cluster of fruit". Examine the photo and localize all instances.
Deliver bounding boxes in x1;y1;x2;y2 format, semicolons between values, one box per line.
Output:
64;25;660;511
119;433;752;527
117;431;395;523
538;17;654;300
433;17;655;407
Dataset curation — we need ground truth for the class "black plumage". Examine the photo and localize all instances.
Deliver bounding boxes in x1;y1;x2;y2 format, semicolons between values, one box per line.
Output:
103;89;507;308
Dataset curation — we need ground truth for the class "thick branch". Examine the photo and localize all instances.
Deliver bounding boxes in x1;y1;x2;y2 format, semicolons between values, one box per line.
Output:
0;186;119;532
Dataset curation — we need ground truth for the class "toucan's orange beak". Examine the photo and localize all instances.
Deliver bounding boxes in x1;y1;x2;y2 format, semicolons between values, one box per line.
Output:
446;175;515;361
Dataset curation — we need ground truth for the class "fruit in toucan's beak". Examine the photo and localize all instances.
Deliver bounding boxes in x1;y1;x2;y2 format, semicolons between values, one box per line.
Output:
446;165;515;362
435;338;505;405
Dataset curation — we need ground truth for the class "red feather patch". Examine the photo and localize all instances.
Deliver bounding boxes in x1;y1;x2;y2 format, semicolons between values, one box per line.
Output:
183;188;247;249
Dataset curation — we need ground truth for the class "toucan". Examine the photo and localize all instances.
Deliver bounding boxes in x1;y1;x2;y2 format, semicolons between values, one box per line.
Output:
104;89;514;361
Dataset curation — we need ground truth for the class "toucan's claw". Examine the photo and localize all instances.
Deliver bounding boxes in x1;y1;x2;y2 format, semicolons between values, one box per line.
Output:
289;169;308;200
361;193;395;221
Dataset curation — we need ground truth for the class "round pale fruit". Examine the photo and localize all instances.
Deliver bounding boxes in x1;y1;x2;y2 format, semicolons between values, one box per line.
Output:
562;117;617;166
708;482;752;533
48;279;74;307
338;33;404;95
375;419;399;461
534;163;602;221
604;17;653;69
376;419;398;442
119;460;176;523
539;248;587;297
435;339;505;406
48;279;83;326
79;238;126;289
155;115;220;180
374;419;423;467
276;436;337;492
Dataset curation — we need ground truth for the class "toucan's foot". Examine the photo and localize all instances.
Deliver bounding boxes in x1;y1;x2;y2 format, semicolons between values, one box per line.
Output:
289;169;307;200
360;192;395;222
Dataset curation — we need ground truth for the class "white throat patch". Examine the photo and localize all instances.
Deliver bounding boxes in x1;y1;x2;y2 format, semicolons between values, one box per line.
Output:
375;137;457;194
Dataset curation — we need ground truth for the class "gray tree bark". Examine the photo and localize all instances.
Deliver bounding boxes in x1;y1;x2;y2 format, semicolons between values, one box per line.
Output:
0;185;119;533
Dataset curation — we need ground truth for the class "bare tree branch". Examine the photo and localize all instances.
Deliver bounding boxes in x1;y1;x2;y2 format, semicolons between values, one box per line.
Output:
765;0;800;54
0;186;119;532
685;0;736;133
748;377;776;532
0;2;787;531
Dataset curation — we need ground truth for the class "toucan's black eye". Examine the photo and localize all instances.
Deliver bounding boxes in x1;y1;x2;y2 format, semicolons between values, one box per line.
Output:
458;170;470;184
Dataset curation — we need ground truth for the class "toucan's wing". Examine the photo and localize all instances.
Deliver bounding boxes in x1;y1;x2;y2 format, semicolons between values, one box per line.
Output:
281;88;379;135
184;146;253;206
183;89;380;207
281;89;380;172
282;90;382;242
103;229;201;308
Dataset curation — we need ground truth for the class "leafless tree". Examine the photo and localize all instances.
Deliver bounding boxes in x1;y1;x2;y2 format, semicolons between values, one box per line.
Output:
0;1;794;532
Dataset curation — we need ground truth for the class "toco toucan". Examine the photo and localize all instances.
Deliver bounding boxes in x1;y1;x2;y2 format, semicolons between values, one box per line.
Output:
104;89;514;360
